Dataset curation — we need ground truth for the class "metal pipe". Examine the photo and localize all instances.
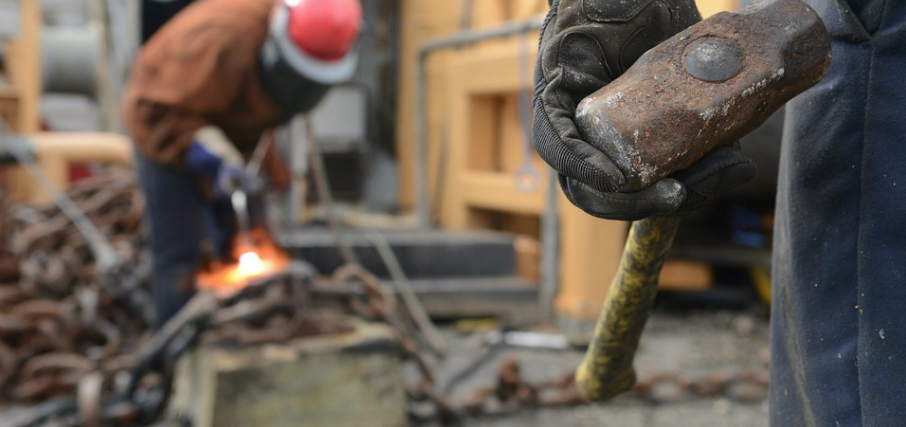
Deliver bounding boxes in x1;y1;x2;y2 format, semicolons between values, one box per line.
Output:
539;168;560;325
28;132;132;166
9;132;133;203
286;115;310;225
414;16;545;228
0;131;120;278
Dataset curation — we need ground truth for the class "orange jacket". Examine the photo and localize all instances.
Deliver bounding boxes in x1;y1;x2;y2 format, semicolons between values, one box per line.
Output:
121;0;286;168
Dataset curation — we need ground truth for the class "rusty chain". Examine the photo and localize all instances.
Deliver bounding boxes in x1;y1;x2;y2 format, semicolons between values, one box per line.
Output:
326;264;771;422
0;167;771;427
0;168;348;427
457;359;769;418
325;263;462;421
320;264;768;423
434;359;770;423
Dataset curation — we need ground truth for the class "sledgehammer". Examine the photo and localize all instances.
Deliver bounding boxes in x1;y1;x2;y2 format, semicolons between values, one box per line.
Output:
572;0;831;401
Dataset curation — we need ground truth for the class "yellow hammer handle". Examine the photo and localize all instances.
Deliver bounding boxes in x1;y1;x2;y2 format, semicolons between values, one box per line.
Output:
575;215;682;401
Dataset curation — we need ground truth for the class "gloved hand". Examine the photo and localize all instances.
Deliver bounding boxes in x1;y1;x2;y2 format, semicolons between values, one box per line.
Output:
533;0;757;221
185;141;251;200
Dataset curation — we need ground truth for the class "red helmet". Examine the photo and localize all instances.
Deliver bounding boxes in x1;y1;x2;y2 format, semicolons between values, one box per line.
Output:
259;0;362;115
285;0;362;61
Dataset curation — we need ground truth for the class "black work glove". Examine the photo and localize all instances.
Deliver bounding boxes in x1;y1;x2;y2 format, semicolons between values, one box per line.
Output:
533;0;757;221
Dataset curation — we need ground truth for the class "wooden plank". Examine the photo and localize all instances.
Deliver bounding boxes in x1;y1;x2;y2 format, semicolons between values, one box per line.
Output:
514;234;541;281
5;0;45;202
473;0;548;26
4;0;39;133
447;40;538;94
500;94;522;172
556;202;628;323
512;0;549;20
658;260;714;291
466;96;501;171
471;0;509;29
396;1;466;209
459;170;546;215
440;37;539;227
498;93;544;175
0;88;20;133
696;0;740;17
440;78;496;227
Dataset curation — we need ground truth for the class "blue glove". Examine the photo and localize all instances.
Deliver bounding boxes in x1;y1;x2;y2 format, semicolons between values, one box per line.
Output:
185;142;248;200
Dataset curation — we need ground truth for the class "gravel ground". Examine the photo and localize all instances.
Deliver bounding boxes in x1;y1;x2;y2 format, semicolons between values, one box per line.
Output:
426;304;772;427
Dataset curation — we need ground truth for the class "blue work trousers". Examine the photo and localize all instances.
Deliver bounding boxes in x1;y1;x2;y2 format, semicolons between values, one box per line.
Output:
134;150;236;328
771;0;906;426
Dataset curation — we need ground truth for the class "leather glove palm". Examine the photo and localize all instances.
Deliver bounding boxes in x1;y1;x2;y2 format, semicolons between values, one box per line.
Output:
533;0;757;221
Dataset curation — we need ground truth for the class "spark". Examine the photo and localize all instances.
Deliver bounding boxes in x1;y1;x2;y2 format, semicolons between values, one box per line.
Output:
238;251;265;276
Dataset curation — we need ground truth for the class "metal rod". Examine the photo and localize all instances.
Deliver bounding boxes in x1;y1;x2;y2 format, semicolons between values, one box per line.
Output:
245;132;272;178
231;189;252;247
414;16;546;228
0;126;120;275
305;116;362;266
539;168;560;325
364;231;446;355
286;115;310;225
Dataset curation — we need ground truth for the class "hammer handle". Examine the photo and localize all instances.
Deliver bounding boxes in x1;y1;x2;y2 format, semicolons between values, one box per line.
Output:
575;215;681;401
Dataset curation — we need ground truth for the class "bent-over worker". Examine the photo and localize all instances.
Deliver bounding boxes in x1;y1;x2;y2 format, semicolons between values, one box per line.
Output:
121;0;362;327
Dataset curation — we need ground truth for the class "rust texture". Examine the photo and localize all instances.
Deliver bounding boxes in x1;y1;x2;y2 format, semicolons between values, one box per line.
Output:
575;0;832;192
0;168;348;426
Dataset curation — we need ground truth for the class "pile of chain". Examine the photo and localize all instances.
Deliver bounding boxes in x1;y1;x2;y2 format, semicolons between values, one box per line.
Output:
460;357;586;417
628;366;769;403
320;266;767;422
454;358;769;418
0;166;771;426
7;169;148;301
0;168;353;427
0;169;152;410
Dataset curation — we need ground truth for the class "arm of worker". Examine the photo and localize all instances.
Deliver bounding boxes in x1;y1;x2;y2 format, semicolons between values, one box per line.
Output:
532;0;756;221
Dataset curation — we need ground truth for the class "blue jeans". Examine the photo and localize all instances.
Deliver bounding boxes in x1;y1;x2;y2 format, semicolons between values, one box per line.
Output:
135;150;236;327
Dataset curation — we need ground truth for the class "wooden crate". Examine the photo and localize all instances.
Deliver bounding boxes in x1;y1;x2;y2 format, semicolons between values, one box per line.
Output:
396;0;549;210
395;1;738;327
0;86;20;131
699;0;741;17
396;1;742;209
1;0;40;134
170;321;407;427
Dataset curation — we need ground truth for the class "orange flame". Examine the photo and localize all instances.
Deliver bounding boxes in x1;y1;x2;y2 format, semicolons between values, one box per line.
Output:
196;229;290;297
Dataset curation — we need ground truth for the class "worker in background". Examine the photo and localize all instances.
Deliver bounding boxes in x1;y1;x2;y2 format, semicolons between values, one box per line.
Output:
533;0;905;425
121;0;363;327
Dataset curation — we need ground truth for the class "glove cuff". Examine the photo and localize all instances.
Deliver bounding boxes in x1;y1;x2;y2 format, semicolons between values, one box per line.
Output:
185;142;222;182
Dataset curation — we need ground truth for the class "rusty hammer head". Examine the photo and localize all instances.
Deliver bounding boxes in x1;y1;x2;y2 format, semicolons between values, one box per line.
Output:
575;0;831;192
